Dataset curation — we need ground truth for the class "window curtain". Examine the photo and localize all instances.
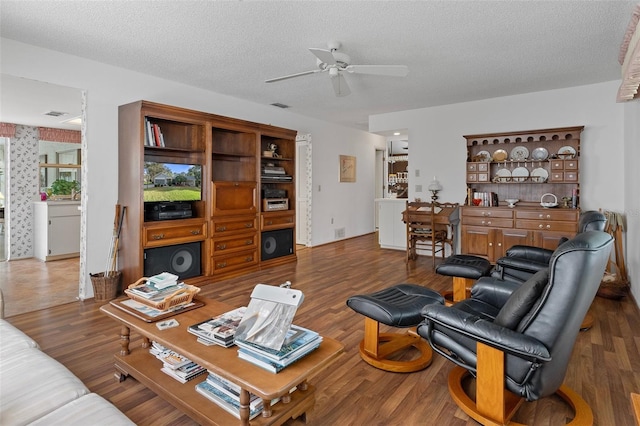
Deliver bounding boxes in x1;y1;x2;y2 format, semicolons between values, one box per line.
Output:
617;3;640;102
38;127;81;143
0;123;16;138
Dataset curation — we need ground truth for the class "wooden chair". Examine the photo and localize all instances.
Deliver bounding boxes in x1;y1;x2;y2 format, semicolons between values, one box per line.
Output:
406;201;456;269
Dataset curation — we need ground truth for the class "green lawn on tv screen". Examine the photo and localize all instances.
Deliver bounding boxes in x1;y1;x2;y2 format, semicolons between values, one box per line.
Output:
143;186;200;202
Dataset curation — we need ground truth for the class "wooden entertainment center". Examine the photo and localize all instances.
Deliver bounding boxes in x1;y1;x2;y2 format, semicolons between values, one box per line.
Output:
118;101;297;287
461;126;583;262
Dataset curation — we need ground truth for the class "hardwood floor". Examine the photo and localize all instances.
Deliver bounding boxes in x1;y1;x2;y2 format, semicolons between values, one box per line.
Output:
0;256;79;317
4;233;640;425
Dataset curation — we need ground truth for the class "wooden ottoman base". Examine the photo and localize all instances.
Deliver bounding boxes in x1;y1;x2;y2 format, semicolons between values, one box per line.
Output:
358;317;432;373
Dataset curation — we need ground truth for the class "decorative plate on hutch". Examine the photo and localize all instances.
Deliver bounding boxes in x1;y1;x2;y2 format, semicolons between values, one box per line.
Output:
493;168;511;183
557;146;576;159
531;147;549;161
476;150;491;162
510;146;529;161
492;149;508;162
512;166;530;182
531;167;549;183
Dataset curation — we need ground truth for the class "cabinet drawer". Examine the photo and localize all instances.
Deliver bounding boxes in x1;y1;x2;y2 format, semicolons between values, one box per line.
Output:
516;209;579;222
144;221;206;247
463;217;513;228
211;249;258;273
467;173;478;182
563;171;578;181
212;182;257;216
211;215;258;236
261;212;295;231
48;204;81;217
467;163;479;172
516;220;577;233
564;160;578;170
550;171;564;182
551;160;565;170
211;232;257;255
462;207;514;219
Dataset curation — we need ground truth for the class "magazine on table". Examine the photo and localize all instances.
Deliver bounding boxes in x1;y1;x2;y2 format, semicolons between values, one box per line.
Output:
237;341;321;373
188;307;247;347
195;381;264;420
235;324;321;361
233;284;304;350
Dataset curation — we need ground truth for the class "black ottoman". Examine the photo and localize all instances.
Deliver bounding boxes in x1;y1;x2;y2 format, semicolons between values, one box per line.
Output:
347;284;444;372
436;255;492;303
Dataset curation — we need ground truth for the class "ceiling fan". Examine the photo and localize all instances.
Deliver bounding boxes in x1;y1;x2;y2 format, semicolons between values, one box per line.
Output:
265;41;409;97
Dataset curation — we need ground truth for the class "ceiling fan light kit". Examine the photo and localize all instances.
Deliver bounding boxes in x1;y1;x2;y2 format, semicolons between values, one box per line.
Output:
265;41;408;97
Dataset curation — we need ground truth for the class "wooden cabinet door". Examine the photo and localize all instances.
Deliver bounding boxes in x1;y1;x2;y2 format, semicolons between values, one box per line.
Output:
534;230;572;251
211;182;257;216
461;226;494;261
497;228;532;258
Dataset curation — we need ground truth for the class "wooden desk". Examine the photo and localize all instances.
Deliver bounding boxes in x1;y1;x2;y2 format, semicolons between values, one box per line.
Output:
101;298;344;426
402;204;460;252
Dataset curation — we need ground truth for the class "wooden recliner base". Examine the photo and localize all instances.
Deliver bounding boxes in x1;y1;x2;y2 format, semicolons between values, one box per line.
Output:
447;343;593;425
358;317;433;373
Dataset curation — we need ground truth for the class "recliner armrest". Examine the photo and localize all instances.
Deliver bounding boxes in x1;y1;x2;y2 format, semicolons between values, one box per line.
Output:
470;277;522;307
497;256;549;275
420;304;551;363
503;245;554;264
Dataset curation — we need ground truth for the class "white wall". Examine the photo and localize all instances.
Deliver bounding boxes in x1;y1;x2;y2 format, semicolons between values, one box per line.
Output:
371;81;638;308
623;100;640;304
1;38;384;298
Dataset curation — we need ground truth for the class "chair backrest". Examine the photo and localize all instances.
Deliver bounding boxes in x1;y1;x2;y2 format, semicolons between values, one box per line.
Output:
406;201;436;231
578;210;607;233
503;230;612;400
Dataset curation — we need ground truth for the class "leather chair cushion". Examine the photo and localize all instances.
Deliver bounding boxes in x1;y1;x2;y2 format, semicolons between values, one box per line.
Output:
347;284;444;327
494;270;549;330
436;254;492;279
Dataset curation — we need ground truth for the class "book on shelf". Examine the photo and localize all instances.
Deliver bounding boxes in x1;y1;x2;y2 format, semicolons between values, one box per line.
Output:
195;381;264;420
149;341;192;369
188;306;247;347
204;372;262;410
161;363;206;384
233;284;304;350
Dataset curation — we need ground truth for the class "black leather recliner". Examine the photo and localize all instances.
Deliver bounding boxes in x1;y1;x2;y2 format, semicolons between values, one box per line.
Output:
492;210;607;283
417;231;613;425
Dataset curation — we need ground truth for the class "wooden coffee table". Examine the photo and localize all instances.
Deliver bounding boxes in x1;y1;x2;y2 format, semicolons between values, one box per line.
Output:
100;297;344;426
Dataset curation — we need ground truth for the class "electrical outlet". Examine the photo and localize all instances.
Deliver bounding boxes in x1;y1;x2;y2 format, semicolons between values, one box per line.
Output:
415;184;422;192
331;217;334;224
318;185;321;192
415;169;420;177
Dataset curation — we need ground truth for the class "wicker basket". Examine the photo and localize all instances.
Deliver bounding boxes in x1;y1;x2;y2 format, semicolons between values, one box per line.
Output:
125;277;200;310
90;271;122;302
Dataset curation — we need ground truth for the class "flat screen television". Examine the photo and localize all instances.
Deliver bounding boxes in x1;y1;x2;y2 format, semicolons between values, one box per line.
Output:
143;162;202;202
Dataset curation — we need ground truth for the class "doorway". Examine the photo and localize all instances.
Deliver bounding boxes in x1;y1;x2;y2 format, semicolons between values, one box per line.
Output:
0;75;83;316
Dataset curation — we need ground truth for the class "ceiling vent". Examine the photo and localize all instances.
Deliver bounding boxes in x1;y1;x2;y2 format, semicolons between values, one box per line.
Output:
270;103;290;109
43;110;68;117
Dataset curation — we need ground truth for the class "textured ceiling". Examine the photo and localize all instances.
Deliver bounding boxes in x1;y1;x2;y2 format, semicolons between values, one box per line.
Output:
0;1;636;131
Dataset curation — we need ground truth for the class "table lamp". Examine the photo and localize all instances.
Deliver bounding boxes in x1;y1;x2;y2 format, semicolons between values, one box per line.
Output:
428;177;442;203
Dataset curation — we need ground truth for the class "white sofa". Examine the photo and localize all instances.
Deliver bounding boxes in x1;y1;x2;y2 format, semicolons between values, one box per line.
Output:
0;293;134;425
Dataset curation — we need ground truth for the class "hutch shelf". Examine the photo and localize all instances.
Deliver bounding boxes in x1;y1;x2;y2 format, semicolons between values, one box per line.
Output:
460;126;584;262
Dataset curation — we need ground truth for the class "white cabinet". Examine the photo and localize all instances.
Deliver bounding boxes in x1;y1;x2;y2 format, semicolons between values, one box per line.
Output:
376;198;407;251
33;201;81;261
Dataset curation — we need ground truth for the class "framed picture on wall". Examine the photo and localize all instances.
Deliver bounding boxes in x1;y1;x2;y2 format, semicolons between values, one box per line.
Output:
339;155;356;183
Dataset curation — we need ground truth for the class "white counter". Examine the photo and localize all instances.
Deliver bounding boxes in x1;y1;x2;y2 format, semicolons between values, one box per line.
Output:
375;198;407;251
33;201;81;261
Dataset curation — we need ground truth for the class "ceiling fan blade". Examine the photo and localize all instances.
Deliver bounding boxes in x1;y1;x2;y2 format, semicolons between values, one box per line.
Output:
331;74;351;97
265;69;321;83
309;48;336;65
345;65;409;77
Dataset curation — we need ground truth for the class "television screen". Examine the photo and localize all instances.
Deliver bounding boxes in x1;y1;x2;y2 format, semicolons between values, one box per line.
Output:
143;162;202;202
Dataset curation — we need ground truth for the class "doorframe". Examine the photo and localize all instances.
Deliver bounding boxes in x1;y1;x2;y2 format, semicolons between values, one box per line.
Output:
296;133;312;247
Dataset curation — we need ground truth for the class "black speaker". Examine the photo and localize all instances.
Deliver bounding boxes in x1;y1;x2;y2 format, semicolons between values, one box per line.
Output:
261;228;294;261
144;242;201;280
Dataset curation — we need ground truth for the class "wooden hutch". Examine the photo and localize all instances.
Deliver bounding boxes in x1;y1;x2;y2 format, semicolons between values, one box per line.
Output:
118;101;297;287
461;126;583;262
